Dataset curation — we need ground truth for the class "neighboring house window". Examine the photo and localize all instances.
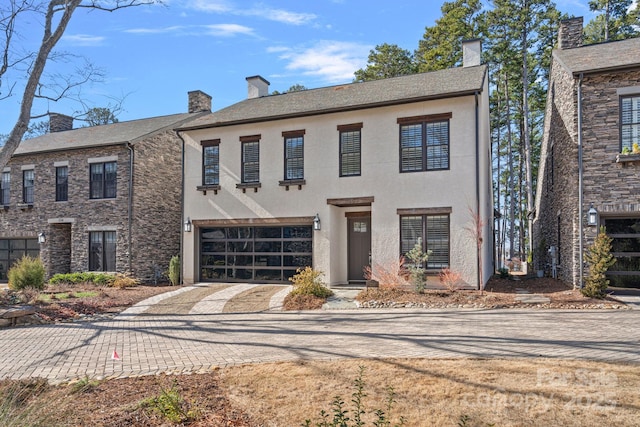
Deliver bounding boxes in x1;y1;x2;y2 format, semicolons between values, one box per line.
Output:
338;123;362;177
22;169;34;204
400;213;450;269
89;231;116;271
90;162;117;199
202;139;220;186
1;171;9;206
398;113;451;172
56;166;68;202
283;130;305;180
241;139;260;183
621;95;640;151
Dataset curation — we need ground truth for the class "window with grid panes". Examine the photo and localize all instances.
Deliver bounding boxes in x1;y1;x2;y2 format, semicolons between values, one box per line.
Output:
338;123;362;177
242;140;260;183
89;162;116;199
283;130;305;180
22;169;34;204
400;214;450;269
398;113;451;172
89;231;116;271
1;171;9;206
56;166;68;201
621;95;640;151
202;139;220;186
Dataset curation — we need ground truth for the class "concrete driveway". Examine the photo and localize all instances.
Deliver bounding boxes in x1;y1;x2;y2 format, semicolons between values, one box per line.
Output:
1;305;639;383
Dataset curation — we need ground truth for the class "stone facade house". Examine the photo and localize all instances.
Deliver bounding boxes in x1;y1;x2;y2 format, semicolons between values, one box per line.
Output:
178;40;493;289
534;17;640;288
0;91;211;282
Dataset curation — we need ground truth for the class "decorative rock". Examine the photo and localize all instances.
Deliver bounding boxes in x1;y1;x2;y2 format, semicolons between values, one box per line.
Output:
1;306;36;318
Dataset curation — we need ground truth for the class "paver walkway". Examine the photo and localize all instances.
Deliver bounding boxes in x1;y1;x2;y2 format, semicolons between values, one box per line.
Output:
1;306;639;383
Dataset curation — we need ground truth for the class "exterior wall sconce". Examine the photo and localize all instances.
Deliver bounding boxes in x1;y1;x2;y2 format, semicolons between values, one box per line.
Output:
38;232;46;244
184;217;192;233
587;203;598;226
313;213;321;231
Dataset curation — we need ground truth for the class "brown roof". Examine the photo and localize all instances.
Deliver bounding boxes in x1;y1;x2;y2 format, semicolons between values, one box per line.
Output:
179;65;488;130
15;112;205;156
553;37;640;75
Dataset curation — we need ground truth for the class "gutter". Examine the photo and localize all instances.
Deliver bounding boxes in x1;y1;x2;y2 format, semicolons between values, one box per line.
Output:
126;142;134;275
176;130;186;285
577;73;584;289
475;90;481;290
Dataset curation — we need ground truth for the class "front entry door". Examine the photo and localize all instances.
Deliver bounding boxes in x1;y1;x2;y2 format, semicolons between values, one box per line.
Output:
348;216;371;283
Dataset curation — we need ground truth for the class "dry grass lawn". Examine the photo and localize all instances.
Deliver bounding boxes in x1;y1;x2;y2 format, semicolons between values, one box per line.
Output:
222;358;638;426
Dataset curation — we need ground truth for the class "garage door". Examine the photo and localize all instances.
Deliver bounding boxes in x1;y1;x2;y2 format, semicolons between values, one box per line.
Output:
604;218;640;288
200;225;312;283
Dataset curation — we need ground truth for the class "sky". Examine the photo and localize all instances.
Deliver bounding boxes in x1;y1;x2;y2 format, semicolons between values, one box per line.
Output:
1;0;596;136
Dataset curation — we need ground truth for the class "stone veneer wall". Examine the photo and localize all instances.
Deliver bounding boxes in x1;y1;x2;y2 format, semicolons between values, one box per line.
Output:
534;55;581;286
129;129;183;283
0;145;132;279
581;69;640;231
535;60;640;288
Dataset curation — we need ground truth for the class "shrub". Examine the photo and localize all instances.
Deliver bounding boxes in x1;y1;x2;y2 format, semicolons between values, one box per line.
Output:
289;267;333;298
363;257;410;289
439;268;463;291
168;255;180;286
48;272;115;286
112;273;139;289
405;239;431;293
140;380;200;423
8;256;45;291
497;267;510;279
582;226;616;299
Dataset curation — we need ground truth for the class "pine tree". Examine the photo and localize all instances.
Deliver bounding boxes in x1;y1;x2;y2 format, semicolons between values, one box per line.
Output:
582;227;616;299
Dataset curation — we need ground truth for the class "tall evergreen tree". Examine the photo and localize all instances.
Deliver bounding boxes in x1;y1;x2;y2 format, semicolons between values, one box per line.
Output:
584;0;639;43
415;0;483;72
354;44;415;82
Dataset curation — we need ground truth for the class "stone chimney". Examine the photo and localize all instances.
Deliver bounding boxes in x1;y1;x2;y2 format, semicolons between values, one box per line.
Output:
246;75;270;99
462;39;482;67
559;17;583;49
188;90;212;113
48;113;74;133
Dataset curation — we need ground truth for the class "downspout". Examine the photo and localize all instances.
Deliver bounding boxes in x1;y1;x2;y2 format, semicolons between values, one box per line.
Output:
126;143;134;275
475;90;481;290
177;130;186;285
577;73;584;289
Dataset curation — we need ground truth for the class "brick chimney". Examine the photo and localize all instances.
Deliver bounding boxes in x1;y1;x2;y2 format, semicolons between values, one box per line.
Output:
48;113;74;132
246;75;270;99
559;17;583;49
462;39;482;67
188;90;212;113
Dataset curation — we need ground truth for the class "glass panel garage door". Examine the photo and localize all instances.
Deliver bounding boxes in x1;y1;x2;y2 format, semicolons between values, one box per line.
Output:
200;225;312;283
604;218;640;288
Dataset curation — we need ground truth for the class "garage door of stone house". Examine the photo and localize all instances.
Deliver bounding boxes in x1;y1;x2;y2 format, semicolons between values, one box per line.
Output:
347;214;371;283
199;225;313;283
604;217;640;288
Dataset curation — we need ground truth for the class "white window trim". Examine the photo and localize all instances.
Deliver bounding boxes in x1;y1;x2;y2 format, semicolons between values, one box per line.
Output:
88;155;118;164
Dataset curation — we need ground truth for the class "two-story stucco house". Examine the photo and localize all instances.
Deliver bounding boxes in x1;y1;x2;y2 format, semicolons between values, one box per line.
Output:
0;91;211;283
178;40;493;289
534;17;640;288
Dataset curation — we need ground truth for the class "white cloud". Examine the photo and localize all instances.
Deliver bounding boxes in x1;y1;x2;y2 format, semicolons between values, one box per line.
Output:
125;25;185;34
185;1;316;25
203;24;255;37
277;40;372;83
62;34;106;46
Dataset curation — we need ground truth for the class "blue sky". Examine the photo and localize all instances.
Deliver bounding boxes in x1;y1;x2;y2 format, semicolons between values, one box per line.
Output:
1;0;594;136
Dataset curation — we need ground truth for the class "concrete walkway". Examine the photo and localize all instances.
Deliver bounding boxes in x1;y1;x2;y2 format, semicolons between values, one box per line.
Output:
1;305;639;383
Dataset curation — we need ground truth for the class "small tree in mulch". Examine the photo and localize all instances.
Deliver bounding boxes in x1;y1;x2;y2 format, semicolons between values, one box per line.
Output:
582;226;616;299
